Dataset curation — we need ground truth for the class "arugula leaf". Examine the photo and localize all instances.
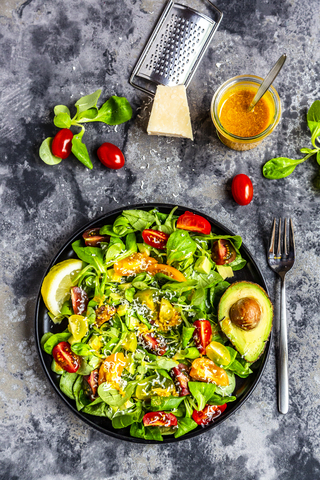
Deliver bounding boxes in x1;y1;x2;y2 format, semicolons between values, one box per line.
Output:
166;230;197;265
174;417;198;438
75;89;101;114
43;331;71;354
60;372;78;400
54;112;72;129
39;137;62;165
71;133;93;169
54;105;71;116
188;382;217;411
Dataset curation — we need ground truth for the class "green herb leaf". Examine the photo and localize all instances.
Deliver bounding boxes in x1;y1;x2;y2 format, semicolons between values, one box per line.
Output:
174;417;198;438
311;124;320;148
94;96;133;125
307;100;320;135
317;151;320;166
122;210;156;231
207;394;236;405
181;326;195;348
71;134;93;169
72;240;105;273
43;331;71;354
60;372;78;400
76;107;99;122
263;156;307;179
166;230;197;265
75;89;101;114
39;137;62;165
150;396;185;411
54;105;71;116
188;381;217;411
98;380;137;407
71;343;92;356
54;112;72;129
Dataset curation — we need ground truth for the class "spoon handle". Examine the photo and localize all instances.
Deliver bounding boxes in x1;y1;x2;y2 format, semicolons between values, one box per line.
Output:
249;54;287;110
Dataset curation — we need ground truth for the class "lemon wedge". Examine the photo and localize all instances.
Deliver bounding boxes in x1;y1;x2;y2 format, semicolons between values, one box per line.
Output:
41;259;83;316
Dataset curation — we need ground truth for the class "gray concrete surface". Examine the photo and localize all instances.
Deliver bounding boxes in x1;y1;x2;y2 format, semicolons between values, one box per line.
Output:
1;0;320;479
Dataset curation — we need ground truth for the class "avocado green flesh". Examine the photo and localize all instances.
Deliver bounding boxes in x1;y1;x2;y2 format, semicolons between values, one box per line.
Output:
218;281;273;363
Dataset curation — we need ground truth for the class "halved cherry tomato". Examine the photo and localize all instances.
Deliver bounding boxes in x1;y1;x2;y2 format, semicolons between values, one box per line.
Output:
142;229;169;250
177;211;211;235
114;253;157;276
171;363;190;396
51;129;73;159
98;352;127;387
147;264;186;282
139;332;167;356
211;239;236;265
193;319;212;355
52;341;80;373
143;411;178;427
231;174;253;206
71;286;89;315
82;228;110;246
83;369;99;400
189;357;229;386
192;403;227;425
97;142;125;169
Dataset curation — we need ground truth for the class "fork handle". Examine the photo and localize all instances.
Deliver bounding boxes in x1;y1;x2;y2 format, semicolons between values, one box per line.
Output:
278;276;289;414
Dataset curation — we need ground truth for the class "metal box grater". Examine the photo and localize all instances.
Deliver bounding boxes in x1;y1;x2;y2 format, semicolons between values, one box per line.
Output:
130;0;223;96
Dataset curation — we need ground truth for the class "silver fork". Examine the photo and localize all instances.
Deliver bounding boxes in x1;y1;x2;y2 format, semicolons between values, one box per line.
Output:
267;218;295;414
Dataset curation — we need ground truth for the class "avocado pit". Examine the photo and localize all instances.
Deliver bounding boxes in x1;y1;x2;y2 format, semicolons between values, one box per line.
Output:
230;297;261;331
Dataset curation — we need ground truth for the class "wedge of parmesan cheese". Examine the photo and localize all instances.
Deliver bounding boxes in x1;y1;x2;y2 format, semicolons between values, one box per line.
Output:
147;85;193;140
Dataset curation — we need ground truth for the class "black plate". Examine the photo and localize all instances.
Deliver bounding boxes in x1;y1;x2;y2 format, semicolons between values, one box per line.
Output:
35;203;272;444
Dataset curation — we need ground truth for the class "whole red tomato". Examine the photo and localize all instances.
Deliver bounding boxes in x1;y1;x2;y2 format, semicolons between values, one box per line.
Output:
231;174;253;205
51;129;73;159
142;229;169;250
52;341;80;373
193;319;212;355
177;211;211;235
97;142;125;169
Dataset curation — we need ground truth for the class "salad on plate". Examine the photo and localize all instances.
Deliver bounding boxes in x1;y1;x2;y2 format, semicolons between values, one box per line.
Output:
40;207;272;441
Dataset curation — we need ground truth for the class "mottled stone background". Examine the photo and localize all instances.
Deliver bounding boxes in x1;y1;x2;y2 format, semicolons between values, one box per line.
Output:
1;0;320;479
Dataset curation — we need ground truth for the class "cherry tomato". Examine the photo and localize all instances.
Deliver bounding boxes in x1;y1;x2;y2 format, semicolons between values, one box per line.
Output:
193;319;212;355
97;142;125;169
142;229;170;250
143;411;178;427
171;363;190;396
51;129;73;159
147;264;186;282
52;341;80;373
192;403;227;425
139;332;167;356
114;253;157;276
177;211;211;235
190;357;229;386
211;239;236;265
231;174;253;205
83;369;99;400
82;228;110;246
71;286;89;315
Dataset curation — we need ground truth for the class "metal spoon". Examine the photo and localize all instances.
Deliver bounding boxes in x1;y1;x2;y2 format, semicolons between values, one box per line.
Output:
248;54;287;111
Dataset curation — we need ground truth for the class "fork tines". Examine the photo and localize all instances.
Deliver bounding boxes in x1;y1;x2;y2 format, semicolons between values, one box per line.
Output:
268;218;295;259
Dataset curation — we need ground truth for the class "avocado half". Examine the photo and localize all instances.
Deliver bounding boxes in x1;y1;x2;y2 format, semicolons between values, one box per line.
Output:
218;281;273;363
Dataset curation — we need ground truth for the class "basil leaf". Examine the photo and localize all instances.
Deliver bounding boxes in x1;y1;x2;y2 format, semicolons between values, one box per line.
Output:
43;332;71;354
167;230;197;265
210;281;230;307
98;381;137;407
71;134;93;169
149;357;178;370
130;422;163;441
207;394;236;405
40;332;53;350
188;382;217;411
157;206;178;234
54;105;71;116
39;137;62;165
307;100;320;135
113;216;136;236
71;343;92;356
191;271;223;289
72;240;105;273
82;398;113;418
174;417;198;438
76;107;98;122
227;356;253;378
54;112;72;129
95;96;132;125
75;89;101;114
263;156;308;179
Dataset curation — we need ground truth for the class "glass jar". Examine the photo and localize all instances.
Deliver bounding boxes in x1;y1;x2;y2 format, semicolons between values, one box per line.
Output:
211;74;281;151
